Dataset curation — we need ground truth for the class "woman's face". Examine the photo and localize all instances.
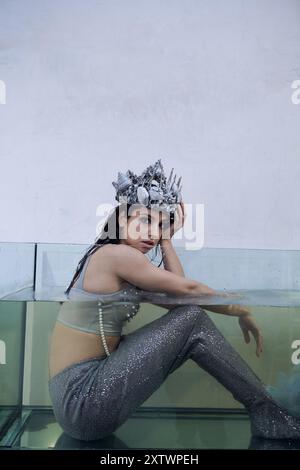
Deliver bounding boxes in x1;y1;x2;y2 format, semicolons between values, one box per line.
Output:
120;205;170;252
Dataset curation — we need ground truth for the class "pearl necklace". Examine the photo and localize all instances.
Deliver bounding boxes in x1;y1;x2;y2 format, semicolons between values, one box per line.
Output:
98;301;111;357
97;290;140;358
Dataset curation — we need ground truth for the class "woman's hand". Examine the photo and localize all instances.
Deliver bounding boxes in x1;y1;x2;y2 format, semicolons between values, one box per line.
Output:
238;313;264;358
166;201;186;239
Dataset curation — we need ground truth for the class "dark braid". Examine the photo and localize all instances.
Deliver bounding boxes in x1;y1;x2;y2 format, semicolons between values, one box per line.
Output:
64;203;164;295
64;242;108;295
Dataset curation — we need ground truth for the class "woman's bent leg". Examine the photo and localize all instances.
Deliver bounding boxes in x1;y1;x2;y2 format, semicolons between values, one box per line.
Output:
181;307;300;440
49;304;203;440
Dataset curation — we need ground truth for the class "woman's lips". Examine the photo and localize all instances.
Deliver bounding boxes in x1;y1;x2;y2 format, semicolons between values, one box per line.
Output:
141;241;154;247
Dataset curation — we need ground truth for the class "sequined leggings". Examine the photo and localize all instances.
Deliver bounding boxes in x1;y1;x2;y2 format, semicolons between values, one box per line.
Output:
48;304;276;441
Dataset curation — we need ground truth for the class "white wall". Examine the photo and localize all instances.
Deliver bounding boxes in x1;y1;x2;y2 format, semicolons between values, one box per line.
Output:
0;0;299;249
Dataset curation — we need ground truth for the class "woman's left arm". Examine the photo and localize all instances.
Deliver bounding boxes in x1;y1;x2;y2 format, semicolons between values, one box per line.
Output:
149;239;185;309
160;239;185;277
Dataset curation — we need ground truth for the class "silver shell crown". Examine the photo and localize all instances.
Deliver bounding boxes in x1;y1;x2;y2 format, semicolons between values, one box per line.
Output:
112;158;182;214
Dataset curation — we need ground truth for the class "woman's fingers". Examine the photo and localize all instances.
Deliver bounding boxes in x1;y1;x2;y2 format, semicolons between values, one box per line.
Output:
180;201;185;221
252;327;264;357
239;314;263;357
256;330;264;357
171;202;185;235
242;328;251;344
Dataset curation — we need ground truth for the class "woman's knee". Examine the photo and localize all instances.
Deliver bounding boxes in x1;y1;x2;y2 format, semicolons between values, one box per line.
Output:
169;303;206;318
166;304;208;329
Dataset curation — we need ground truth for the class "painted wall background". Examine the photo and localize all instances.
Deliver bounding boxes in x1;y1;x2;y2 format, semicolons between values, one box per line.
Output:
0;0;299;249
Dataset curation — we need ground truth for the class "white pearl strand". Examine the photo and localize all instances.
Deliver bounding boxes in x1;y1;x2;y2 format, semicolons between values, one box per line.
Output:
97;288;140;358
98;301;111;357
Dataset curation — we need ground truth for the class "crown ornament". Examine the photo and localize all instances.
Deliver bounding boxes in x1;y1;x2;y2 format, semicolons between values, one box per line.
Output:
112;159;183;214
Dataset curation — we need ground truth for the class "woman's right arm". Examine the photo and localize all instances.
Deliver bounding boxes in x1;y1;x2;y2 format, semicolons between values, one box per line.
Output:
110;244;218;296
109;245;247;317
108;245;262;353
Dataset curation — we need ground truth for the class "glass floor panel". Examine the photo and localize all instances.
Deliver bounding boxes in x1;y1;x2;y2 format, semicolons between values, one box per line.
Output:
2;408;300;450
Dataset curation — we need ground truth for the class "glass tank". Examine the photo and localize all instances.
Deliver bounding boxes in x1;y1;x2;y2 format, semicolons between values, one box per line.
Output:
1;242;300;449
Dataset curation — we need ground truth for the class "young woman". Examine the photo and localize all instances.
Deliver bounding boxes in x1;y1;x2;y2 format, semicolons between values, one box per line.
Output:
48;161;300;442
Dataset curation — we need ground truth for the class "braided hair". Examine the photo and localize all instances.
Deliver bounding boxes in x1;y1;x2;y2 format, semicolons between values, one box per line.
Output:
64;203;168;295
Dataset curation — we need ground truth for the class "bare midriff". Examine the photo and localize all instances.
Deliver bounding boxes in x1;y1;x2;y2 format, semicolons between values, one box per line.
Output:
49;245;130;380
48;322;121;379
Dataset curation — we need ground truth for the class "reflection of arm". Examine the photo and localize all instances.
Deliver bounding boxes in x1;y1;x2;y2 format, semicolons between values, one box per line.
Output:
201;304;250;317
142;302;250;317
201;305;231;315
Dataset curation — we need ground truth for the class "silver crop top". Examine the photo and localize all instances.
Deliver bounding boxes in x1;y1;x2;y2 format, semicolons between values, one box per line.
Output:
56;247;141;353
56;245;220;357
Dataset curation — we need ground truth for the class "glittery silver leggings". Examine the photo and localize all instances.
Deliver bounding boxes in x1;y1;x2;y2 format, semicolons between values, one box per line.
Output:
48;304;300;441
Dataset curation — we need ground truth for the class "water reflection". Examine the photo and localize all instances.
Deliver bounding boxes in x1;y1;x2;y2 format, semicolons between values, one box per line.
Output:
3;288;300;307
54;431;129;449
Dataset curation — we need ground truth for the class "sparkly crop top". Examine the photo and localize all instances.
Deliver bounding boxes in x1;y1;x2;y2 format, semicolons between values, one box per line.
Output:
56;246;141;356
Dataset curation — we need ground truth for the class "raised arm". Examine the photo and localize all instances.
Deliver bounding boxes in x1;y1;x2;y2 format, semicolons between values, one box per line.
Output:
107;244;248;319
159;239;185;277
110;244;216;296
